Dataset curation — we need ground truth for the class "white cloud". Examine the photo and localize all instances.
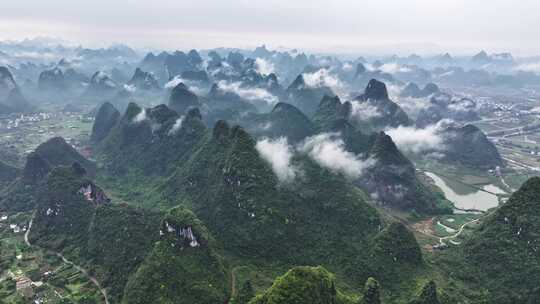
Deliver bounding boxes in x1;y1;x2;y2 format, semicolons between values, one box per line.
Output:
256;137;297;183
255;57;275;75
165;76;184;89
350;101;382;120
168;115;185;135
342;62;354;71
390;84;435;118
133;108;147;123
217;81;278;106
378;63;412;74
385;122;447;153
299;133;374;179
515;62;540;73
123;83;136;92
393;96;432;117
302;68;344;91
165;76;206;95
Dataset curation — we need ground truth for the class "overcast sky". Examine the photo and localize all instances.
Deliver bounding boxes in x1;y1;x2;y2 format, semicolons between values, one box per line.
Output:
1;0;539;55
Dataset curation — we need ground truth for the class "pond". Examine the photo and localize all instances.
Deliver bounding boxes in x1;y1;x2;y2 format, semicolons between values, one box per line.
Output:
425;172;506;211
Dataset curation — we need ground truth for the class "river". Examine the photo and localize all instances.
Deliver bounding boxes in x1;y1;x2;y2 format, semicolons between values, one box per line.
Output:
425;172;506;211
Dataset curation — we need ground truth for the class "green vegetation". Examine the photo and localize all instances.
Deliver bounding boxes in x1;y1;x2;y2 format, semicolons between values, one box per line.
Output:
460;177;540;303
28;166;161;302
409;281;440;304
0;160;19;185
249;266;356;304
91;102;120;143
362;278;381;304
96;103;206;177
4;96;537;304
122;207;229;304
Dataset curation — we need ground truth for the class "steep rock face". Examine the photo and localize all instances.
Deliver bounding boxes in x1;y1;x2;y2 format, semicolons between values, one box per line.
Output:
472;50;490;63
141;51;169;69
85;71;118;98
423;83;440;96
359;132;439;213
21;137;95;185
0;66;17;100
353;79;411;131
22;152;51;184
127;67;160;90
355;63;367;78
462;177;540;303
0;66;32;114
1;137;95;212
286;74;335;117
29;166;162;303
206;83;257;111
91;102;121;143
400;83;422;98
181;70;209;82
310;96;438;213
164;50;203;78
63;65;90;89
139;51;169;85
38;67;66;90
203;82;259;125
238;102;315;143
162;120;382;278
250;266;354;304
312;95;352;132
416;95;480;127
168;82;200;114
400;82;440;98
30;167;99;249
442;124;503;169
362;78;389;100
96;102;207;176
122;207;229;304
33;137;96;176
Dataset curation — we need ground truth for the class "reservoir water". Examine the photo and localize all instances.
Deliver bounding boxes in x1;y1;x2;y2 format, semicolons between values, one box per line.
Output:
425;172;506;211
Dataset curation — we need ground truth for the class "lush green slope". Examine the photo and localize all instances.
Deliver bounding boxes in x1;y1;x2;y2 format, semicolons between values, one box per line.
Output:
161;121;381;266
369;222;423;281
97;103;207;176
32;136;96;177
249;266;355;304
168;82;200;114
29;166;162;302
122;207;229;304
91;101;121;143
459;177;540;303
0;160;18;191
312;96;443;214
1;137;95;212
0;160;18;182
409;281;441;304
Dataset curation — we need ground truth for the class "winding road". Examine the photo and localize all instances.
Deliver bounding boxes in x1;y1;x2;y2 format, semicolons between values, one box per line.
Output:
24;213;109;304
438;218;480;244
412;214;481;246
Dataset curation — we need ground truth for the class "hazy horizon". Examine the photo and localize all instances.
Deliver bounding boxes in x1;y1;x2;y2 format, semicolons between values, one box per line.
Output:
1;0;540;56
